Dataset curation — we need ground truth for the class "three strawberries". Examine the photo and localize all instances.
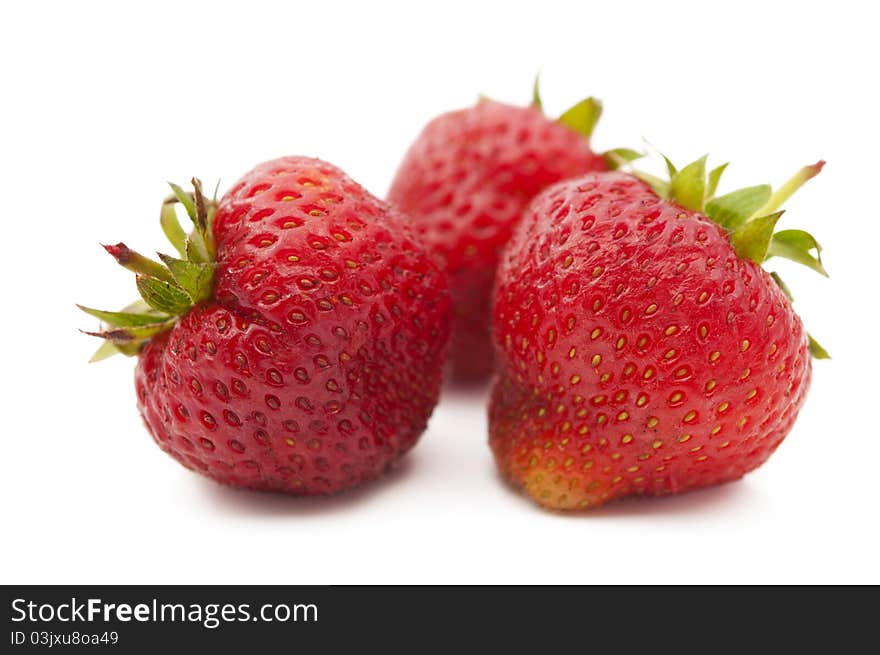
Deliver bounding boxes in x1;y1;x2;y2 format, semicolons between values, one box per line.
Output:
82;80;827;510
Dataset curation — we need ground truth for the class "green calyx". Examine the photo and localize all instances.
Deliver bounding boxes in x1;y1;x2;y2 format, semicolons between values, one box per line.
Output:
79;178;218;361
609;151;829;359
488;76;644;169
530;73;644;170
530;72;603;142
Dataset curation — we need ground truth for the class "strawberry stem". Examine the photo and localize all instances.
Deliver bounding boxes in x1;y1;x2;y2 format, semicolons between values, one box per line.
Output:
531;72;543;110
103;243;175;283
753;161;825;218
80;178;218;361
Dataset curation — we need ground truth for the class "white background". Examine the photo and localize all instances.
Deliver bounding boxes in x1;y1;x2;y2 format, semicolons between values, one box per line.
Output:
1;1;877;584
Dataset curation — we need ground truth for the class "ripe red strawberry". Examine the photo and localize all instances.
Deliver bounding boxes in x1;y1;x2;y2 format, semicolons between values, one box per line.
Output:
81;157;451;494
388;81;612;381
490;156;827;510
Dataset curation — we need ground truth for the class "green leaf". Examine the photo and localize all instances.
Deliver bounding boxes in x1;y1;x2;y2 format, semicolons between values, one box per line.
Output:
82;176;221;363
532;72;542;110
185;232;210;264
662;154;678;179
136;275;192;314
808;334;830;359
730;211;783;264
168;182;197;223
706;162;729;199
83;321;175;344
756;161;825;216
705;185;772;230
669;155;707;211
120;299;165;316
103;243;175;283
770;271;793;302
160;199;188;257
158;254;214;303
191;178;215;258
767;229;828;276
89;340;121;363
77;305;171;328
115;341;144;356
603;148;643;170
87;337;142;361
558;97;602;140
632;170;669;197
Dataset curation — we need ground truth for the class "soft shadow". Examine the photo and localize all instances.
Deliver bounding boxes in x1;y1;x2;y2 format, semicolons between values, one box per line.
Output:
190;453;418;518
492;464;757;519
589;481;755;519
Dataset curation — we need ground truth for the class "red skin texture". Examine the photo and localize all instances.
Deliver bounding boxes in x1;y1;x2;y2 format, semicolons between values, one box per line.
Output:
490;172;811;510
135;157;451;494
388;100;607;382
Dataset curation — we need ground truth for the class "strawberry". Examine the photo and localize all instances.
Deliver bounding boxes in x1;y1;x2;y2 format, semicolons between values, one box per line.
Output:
490;155;827;510
388;79;613;381
81;157;451;495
